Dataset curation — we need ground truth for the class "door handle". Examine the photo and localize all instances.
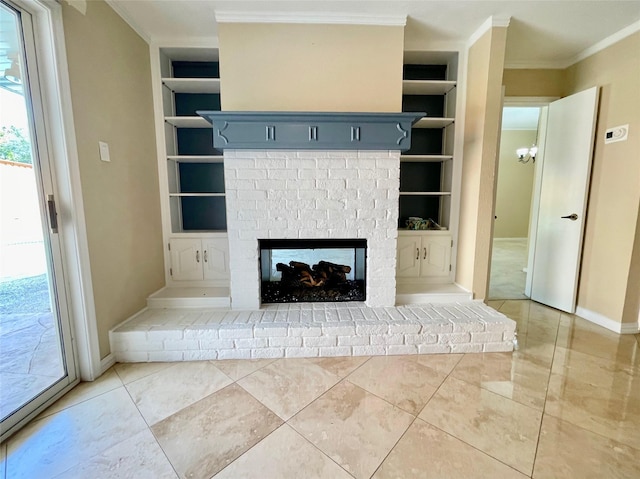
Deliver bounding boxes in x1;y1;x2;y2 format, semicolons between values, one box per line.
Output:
204;250;208;263
196;250;200;263
416;248;419;260
47;195;58;233
423;247;427;260
561;213;579;221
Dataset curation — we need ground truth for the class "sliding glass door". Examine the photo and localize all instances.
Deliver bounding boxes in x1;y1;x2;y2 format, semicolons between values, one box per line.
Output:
1;0;77;441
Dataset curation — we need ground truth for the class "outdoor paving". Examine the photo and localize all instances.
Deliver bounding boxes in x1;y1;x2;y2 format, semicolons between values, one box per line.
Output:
0;275;64;419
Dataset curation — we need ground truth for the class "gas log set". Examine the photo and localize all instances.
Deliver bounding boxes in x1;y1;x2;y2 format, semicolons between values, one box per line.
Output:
261;260;366;303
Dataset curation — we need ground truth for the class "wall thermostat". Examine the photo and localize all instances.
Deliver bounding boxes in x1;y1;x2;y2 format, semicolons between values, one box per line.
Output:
604;124;629;144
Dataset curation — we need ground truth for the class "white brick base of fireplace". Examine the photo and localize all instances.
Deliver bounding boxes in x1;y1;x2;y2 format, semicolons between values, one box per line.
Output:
224;149;400;310
110;301;516;362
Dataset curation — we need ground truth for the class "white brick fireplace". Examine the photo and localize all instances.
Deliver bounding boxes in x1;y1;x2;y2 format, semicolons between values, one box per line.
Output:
110;114;517;362
224;149;400;310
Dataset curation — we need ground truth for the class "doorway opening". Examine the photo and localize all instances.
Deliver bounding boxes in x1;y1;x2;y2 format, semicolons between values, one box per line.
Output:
489;106;541;300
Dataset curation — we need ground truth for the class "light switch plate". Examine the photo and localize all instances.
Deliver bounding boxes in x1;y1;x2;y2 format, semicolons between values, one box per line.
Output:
99;141;111;162
604;124;629;144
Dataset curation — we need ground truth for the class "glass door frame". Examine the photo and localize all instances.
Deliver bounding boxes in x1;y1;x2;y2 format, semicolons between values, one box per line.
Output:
1;0;91;442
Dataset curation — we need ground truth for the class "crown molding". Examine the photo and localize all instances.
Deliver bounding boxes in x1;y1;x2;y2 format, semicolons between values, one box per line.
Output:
105;0;150;44
466;15;511;48
503;60;568;70
567;19;640;67
505;19;640;70
214;11;407;27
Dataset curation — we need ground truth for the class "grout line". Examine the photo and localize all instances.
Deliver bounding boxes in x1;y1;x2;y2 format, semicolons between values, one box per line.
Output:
529;302;562;477
419;420;531;477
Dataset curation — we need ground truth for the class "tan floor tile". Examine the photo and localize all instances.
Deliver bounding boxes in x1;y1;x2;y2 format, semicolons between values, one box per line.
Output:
544;370;640;448
409;353;464;377
54;428;178;479
214;424;351;479
451;352;550;410
346;356;440;414
551;346;639;386
419;376;542;476
514;335;556;369
373;419;528;478
237;358;341;420
151;383;282;479
500;301;562;343
486;299;505;310
534;414;640;479
114;361;173;384
289;380;414;479
306;355;370;378
6;388;147;479
212;358;276;381
556;314;640;366
126;361;232;425
37;368;123;418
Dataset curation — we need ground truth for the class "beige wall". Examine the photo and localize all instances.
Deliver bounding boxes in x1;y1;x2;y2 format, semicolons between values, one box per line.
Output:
502;69;565;98
62;1;164;357
218;23;404;112
565;32;640;325
494;130;537;238
456;26;508;298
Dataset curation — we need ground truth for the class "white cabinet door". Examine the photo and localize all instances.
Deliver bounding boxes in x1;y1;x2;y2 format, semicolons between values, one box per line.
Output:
421;235;451;277
170;239;202;281
202;238;229;280
397;236;422;277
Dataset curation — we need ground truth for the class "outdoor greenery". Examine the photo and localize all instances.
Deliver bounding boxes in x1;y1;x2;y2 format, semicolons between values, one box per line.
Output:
0;125;32;164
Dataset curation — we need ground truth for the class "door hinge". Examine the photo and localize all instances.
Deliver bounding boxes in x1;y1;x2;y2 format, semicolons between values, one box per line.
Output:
168;243;171;251
451;240;453;247
169;267;173;276
449;264;452;271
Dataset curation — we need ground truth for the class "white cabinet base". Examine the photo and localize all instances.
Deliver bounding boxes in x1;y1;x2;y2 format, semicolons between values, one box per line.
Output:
396;231;452;284
168;236;230;286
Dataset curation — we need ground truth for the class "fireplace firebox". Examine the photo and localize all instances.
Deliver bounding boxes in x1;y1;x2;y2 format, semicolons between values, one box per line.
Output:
259;239;367;303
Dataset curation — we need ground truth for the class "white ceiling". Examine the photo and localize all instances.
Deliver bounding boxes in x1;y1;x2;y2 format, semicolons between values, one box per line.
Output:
108;0;640;67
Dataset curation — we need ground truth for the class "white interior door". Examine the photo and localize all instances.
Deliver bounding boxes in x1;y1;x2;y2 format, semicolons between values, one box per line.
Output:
530;87;599;313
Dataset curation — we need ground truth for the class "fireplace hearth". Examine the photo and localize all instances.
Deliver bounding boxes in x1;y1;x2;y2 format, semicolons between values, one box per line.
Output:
260;239;366;304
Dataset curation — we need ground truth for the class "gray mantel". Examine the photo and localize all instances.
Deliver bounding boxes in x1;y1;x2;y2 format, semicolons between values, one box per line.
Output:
197;111;425;151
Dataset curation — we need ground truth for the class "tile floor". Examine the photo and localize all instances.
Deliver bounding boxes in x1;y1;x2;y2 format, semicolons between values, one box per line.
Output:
489;238;528;300
2;300;639;479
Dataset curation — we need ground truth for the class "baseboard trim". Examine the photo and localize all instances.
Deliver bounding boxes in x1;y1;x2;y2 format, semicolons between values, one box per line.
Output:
575;307;640;334
100;353;116;374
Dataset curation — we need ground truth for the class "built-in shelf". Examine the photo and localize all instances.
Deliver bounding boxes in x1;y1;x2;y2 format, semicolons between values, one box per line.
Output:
162;78;221;93
402;80;456;95
169;193;226;197
400;155;453;162
167;155;224;163
400;192;452;196
165;116;210;128
413;117;455;128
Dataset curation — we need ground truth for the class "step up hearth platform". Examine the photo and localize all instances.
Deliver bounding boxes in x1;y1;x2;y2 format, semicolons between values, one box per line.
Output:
110;301;516;362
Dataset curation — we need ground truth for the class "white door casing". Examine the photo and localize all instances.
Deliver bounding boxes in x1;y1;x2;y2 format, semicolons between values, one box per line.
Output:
530;87;599;313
